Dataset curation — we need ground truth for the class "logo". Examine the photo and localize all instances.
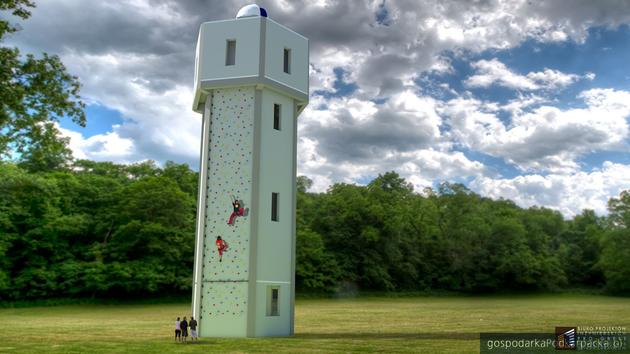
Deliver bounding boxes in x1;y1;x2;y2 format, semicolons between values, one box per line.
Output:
556;327;577;350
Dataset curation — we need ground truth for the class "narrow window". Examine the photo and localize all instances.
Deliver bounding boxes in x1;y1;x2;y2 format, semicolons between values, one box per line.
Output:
283;48;291;74
273;104;281;130
266;286;279;316
226;40;236;66
271;192;279;222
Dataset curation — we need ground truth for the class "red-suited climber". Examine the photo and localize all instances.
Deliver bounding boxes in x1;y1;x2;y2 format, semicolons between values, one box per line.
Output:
216;236;229;262
227;197;245;225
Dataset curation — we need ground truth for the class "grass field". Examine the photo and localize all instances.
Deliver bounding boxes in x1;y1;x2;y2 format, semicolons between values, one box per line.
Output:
0;294;628;353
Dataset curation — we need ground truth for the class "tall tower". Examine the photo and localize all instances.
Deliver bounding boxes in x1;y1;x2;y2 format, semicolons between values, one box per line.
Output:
191;4;308;337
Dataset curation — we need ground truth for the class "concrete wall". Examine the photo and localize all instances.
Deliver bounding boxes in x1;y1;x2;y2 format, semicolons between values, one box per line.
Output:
194;85;298;338
193;17;308;112
196;18;261;84
264;19;309;96
199;87;255;337
252;89;296;336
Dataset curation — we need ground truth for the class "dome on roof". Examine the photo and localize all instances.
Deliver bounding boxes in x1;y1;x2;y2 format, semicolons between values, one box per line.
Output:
236;4;268;19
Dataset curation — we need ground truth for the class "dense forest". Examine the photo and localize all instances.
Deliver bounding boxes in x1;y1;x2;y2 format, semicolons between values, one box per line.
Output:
1;161;629;301
1;1;629;302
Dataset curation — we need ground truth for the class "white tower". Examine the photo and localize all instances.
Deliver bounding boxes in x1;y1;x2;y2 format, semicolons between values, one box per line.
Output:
191;5;308;337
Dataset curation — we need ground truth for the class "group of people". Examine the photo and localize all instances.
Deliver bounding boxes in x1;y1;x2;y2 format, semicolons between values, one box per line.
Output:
174;316;198;343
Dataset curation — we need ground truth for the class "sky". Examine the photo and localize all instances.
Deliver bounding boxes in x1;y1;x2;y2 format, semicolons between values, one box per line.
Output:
3;0;630;218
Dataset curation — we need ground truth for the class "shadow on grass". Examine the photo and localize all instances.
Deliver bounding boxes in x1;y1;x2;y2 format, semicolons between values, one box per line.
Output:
294;332;479;340
172;341;218;346
187;333;478;342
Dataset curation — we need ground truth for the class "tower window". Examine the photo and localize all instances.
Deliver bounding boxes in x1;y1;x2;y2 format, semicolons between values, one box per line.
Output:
271;192;279;222
283;48;291;74
273;104;281;130
266;286;279;316
226;40;236;66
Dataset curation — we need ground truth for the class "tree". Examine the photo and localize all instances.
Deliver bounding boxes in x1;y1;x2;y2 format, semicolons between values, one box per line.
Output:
366;172;420;290
599;228;630;294
599;190;630;294
297;175;313;193
368;171;413;195
1;0;85;171
312;183;396;290
296;228;340;292
103;176;195;295
557;210;604;287
161;161;198;198
607;190;630;228
0;161;199;300
0;1;34;38
0;163;62;299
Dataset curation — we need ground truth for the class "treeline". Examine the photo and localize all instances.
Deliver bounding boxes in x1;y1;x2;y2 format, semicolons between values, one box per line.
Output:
1;163;629;301
295;173;630;295
0;160;197;300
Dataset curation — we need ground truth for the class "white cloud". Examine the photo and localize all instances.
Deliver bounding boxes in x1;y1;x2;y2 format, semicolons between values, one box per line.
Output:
309;47;366;93
60;51;202;165
58;125;134;163
471;162;630;217
465;59;538;90
300;90;443;164
465;58;588;91
298;146;487;193
443;88;630;173
297;91;486;192
501;93;548;116
290;0;629;99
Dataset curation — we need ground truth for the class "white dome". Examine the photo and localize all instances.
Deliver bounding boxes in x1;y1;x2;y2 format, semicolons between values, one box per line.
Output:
236;4;262;18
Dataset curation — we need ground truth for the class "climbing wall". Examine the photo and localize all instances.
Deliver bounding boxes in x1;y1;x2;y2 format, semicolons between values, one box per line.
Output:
200;87;254;337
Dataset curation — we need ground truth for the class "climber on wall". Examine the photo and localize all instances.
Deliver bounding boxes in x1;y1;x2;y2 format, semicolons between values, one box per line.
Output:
216;236;229;262
228;194;246;225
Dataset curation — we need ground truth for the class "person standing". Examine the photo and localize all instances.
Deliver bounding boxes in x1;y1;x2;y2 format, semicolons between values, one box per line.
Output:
175;317;181;342
189;316;198;342
180;316;189;343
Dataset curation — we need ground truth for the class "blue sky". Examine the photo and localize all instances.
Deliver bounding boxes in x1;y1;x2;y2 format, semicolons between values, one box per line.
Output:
4;0;630;217
60;104;125;137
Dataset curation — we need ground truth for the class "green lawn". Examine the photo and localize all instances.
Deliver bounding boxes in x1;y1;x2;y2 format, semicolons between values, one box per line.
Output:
0;294;628;353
